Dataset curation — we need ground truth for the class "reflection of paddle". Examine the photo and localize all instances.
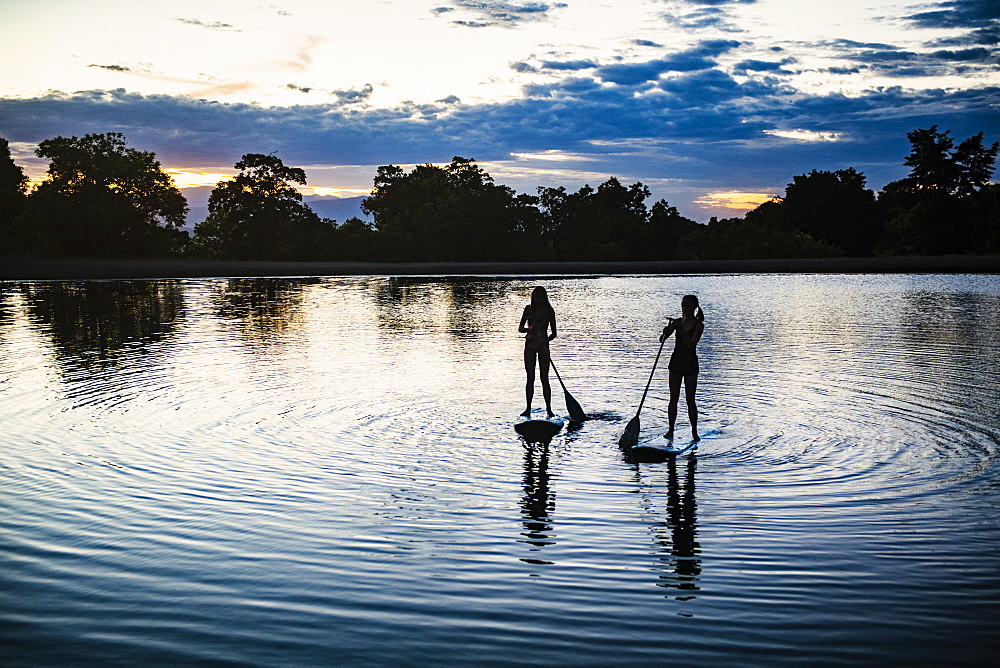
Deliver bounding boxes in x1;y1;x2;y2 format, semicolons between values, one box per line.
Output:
618;336;667;448
550;359;587;423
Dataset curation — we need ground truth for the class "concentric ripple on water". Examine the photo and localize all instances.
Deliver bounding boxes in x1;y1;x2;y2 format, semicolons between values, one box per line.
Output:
1;274;998;664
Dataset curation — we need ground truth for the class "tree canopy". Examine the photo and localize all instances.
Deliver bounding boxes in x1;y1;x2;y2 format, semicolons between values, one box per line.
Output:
2;124;996;261
780;168;882;256
361;157;541;261
17;132;187;256
879;126;999;254
192;153;332;260
0;138;29;250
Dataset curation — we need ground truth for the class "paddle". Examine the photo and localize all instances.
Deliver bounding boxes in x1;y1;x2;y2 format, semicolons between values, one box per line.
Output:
549;358;587;423
618;336;667;448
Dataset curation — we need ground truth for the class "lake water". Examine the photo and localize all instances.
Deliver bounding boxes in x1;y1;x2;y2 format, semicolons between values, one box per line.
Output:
1;273;998;665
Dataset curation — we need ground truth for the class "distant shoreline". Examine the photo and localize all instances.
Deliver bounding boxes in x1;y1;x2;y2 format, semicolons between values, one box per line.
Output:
1;255;997;280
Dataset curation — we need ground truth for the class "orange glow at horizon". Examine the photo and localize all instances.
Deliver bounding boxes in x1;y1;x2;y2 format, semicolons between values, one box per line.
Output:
305;186;373;197
164;169;235;189
694;191;779;212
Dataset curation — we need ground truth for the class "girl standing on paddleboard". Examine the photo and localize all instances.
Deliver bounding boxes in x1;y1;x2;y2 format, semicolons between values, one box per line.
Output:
519;286;557;417
660;294;704;441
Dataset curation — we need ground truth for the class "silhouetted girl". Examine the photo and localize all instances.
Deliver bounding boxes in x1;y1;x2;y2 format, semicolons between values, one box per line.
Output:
518;286;557;417
660;294;704;441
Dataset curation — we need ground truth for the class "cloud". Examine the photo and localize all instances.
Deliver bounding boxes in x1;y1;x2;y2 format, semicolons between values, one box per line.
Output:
595;40;740;85
732;58;797;75
176;18;240;31
906;0;1000;29
929;46;993;60
632;39;664;48
88;64;132;72
817;34;997;79
435;0;566;27
2;78;997;220
331;84;374;104
538;59;599;71
681;0;757;4
287;84;313;93
661;6;745;32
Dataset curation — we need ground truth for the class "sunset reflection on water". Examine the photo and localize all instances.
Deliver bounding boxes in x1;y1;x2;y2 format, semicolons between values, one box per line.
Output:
1;273;998;665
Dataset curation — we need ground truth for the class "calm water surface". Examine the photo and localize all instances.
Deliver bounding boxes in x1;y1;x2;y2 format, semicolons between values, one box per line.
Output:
1;274;998;665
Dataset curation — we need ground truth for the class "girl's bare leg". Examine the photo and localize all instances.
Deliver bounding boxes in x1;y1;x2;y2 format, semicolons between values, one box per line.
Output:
522;349;535;416
538;348;554;417
666;371;682;438
685;373;699;441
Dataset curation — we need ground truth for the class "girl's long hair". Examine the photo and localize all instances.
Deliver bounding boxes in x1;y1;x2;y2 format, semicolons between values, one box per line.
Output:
530;286;553;315
682;294;704;322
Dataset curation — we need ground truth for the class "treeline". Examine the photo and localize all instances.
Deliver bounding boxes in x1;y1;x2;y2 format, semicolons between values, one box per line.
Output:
1;126;997;262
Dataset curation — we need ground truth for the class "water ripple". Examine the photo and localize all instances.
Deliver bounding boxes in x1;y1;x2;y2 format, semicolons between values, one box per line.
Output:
1;274;998;665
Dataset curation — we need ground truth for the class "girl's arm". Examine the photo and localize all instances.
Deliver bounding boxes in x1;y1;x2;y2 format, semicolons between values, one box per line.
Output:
548;310;557;341
659;318;677;343
518;307;531;333
675;319;704;349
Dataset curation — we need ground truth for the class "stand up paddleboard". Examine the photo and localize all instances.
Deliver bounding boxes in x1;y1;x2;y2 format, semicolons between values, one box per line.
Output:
515;412;565;442
624;428;719;462
627;441;697;463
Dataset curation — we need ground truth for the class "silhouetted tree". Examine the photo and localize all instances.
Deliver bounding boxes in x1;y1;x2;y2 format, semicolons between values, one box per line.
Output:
903;125;958;193
647;199;699;259
192;153;333;260
880;126;998;254
0;137;28;252
362;157;534;261
780;168;883;256
679;200;840;260
17;133;188;256
329;216;379;261
967;184;1000;253
540;177;656;261
953;132;1000;198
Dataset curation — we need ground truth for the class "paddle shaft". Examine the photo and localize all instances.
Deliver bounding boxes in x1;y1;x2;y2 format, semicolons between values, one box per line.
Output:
635;336;667;416
619;336;667;447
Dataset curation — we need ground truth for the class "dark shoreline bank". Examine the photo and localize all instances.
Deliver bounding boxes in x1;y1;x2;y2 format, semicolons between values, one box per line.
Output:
1;255;997;280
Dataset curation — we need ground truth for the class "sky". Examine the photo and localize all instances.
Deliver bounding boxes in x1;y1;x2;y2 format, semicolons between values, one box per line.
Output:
0;0;997;222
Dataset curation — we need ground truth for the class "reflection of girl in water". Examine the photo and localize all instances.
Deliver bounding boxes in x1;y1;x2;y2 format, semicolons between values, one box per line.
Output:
660;294;704;441
518;286;557;417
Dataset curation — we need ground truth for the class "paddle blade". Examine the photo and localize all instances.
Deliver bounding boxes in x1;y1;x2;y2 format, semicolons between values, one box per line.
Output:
618;415;640;448
564;390;587;423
